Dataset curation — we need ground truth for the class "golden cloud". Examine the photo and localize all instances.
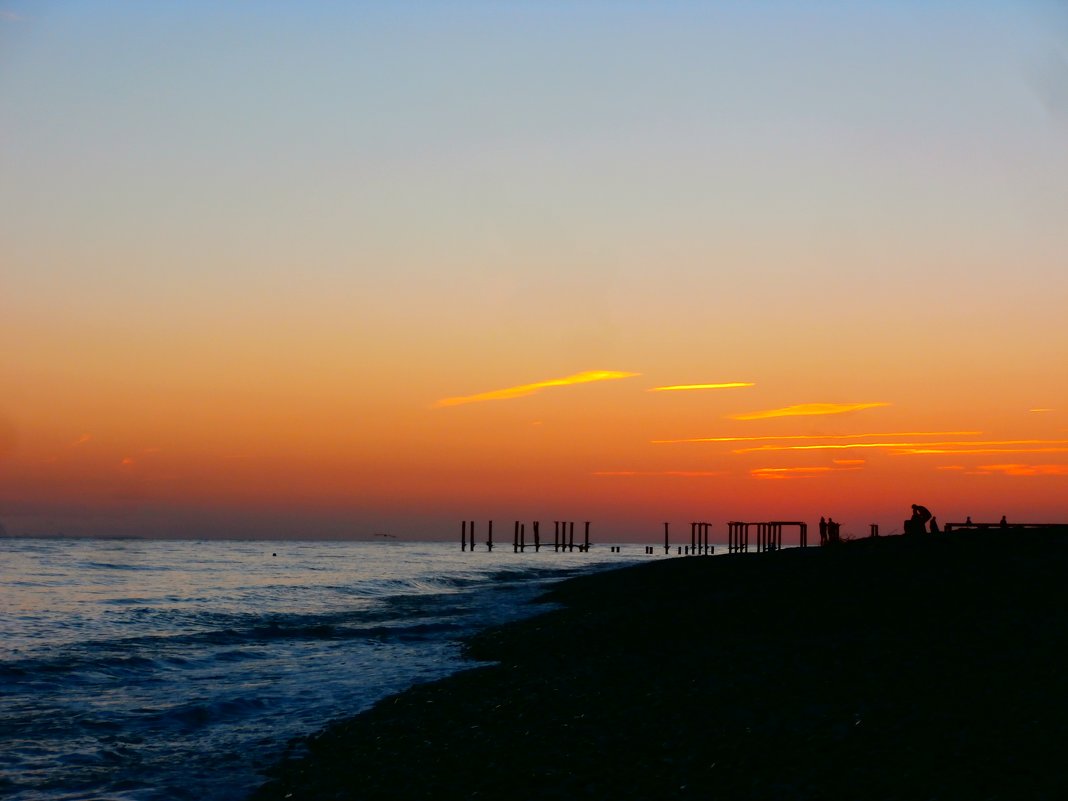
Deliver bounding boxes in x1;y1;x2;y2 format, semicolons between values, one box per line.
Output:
751;467;835;480
977;463;1068;477
648;382;754;392
435;370;639;408
653;430;979;445
730;402;890;421
593;470;726;477
735;439;1068;455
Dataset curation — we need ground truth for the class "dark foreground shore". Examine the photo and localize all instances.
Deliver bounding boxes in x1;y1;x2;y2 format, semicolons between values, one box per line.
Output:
251;531;1068;800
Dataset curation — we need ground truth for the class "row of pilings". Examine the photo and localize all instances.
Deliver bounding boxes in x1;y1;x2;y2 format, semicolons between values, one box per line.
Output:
461;519;826;554
460;521;591;552
727;521;810;553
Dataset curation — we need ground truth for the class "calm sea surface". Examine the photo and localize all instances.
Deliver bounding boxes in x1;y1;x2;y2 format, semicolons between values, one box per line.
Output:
0;538;656;800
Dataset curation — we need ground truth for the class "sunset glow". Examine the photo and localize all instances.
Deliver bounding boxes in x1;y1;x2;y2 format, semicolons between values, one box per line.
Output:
2;2;1066;539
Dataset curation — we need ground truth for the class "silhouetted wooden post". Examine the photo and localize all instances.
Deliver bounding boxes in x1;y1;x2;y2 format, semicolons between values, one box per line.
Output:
690;522;696;555
554;521;560;552
584;522;590;551
664;522;670;554
487;520;494;552
461;520;467;551
569;522;575;552
533;521;540;552
513;521;519;553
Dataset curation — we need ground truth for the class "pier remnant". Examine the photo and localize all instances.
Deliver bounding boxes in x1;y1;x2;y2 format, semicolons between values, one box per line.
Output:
727;521;807;553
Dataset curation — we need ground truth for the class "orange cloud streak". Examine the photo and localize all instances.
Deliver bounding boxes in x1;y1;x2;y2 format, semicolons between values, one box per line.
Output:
435;370;639;408
751;467;835;480
977;464;1068;476
593;470;726;477
730;402;890;420
734;439;1068;454
652;431;979;445
648;382;754;392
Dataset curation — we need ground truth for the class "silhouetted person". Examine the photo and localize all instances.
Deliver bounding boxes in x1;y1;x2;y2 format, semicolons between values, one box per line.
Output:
827;517;839;544
907;504;932;535
965;516;972;525
1000;515;1008;528
929;516;939;534
819;516;828;546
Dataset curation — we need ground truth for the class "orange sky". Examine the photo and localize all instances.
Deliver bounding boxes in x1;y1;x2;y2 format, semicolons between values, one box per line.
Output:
2;3;1067;540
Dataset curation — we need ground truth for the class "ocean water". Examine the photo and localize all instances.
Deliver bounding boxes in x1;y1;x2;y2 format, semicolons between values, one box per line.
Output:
0;538;655;800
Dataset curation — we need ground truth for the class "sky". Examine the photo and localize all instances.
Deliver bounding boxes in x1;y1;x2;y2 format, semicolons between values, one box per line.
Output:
2;1;1067;541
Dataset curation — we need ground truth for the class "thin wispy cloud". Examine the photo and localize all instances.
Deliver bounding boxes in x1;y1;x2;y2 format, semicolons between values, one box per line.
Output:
72;434;93;446
751;463;864;480
0;10;25;22
735;439;1068;455
730;402;890;421
751;466;834;480
898;446;1068;455
435;370;639;408
593;470;726;477
1029;408;1056;413
978;463;1068;477
648;382;754;392
652;431;979;445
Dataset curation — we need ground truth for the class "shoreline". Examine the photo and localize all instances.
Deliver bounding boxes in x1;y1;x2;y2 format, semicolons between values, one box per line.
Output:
250;531;1068;800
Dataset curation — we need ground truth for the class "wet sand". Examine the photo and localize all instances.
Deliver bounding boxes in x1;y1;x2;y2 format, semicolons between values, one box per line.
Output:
250;530;1068;800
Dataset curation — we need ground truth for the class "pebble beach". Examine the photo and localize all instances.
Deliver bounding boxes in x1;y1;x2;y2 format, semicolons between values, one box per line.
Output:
251;530;1068;800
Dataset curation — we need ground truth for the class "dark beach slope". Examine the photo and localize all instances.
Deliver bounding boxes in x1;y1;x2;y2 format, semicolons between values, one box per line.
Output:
251;531;1068;800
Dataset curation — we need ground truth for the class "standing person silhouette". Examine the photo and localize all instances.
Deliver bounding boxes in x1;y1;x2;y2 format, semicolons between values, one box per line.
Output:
819;516;827;546
827;517;839;544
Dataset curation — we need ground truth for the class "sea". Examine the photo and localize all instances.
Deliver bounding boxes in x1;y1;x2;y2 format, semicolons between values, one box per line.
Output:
0;537;659;801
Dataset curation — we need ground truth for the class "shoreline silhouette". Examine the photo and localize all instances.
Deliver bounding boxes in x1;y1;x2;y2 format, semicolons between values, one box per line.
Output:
251;528;1068;800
